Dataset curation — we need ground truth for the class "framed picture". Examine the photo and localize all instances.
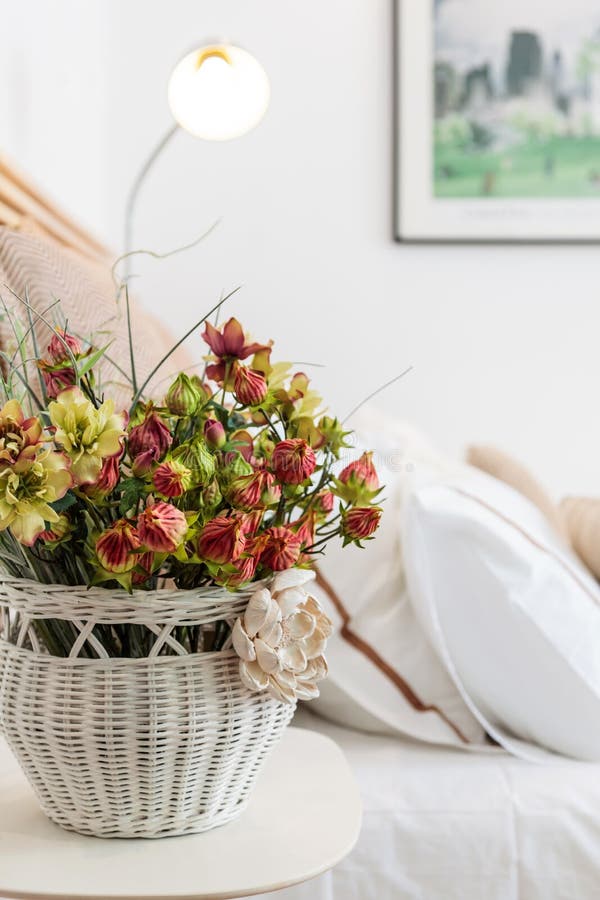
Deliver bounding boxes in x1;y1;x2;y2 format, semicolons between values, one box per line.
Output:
395;0;600;242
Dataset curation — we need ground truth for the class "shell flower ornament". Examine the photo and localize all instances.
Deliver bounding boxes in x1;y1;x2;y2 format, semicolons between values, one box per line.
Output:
232;569;332;703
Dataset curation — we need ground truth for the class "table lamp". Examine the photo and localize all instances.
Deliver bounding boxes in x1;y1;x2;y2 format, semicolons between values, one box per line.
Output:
123;42;270;263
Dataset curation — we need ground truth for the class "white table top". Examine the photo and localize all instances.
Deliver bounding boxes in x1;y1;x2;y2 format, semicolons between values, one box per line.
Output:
0;727;361;900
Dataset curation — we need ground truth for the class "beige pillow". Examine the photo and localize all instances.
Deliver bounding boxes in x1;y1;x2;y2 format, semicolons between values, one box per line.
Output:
561;498;600;580
0;226;194;406
466;444;569;542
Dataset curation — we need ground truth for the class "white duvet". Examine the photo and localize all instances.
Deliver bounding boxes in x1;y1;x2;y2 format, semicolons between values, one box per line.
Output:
251;710;600;900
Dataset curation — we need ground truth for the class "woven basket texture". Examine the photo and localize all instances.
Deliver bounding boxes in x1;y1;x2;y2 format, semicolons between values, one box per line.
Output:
0;577;294;838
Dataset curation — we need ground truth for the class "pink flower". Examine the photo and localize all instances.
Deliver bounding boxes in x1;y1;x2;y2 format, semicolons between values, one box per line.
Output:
38;361;76;399
230;430;254;462
40;330;85;399
152;459;191;498
292;510;316;549
85;452;121;498
233;367;268;407
342;506;382;541
96;519;141;573
202;318;268;361
224;553;259;588
137;502;187;552
47;329;83;364
315;490;335;515
197;514;248;564
259;526;302;571
229;470;281;510
132;551;155;587
271;439;316;485
339;452;379;491
203;319;271;386
336;452;381;504
204;418;226;449
39;514;72;547
128;409;172;461
205;360;231;386
131;447;159;477
239;509;264;537
0;400;43;467
287;372;310;402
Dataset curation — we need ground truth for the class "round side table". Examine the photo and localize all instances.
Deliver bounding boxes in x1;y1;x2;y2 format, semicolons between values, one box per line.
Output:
0;726;361;900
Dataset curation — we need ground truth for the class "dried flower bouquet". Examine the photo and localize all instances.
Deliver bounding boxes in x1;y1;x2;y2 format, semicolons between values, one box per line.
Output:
0;292;382;700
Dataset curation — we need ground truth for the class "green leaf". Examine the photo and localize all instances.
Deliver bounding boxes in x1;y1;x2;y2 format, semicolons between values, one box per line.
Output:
77;342;113;380
51;492;77;513
90;566;133;593
227;411;247;430
118;477;146;516
172;543;190;563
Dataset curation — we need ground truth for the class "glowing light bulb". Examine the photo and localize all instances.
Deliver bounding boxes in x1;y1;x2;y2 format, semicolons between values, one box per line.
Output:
168;44;270;141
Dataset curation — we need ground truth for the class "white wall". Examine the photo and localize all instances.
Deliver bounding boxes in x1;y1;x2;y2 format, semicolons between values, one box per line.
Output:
5;0;600;496
0;0;109;234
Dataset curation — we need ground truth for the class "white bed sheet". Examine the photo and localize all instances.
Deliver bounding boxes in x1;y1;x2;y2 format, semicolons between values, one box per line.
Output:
251;709;600;900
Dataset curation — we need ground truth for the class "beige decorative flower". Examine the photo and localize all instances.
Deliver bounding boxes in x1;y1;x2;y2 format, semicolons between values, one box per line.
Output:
233;569;332;704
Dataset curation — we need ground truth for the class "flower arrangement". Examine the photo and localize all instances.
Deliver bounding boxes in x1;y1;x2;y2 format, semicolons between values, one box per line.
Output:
0;298;382;688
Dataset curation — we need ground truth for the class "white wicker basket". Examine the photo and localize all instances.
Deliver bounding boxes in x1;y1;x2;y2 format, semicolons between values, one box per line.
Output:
0;577;295;838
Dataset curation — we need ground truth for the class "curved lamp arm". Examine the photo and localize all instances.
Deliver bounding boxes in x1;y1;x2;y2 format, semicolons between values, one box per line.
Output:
123;123;180;278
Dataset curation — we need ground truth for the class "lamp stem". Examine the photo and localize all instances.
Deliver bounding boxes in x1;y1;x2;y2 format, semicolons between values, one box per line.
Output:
123;123;180;277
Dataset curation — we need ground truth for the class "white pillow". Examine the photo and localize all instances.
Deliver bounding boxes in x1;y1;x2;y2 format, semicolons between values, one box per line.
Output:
309;407;487;749
404;470;600;761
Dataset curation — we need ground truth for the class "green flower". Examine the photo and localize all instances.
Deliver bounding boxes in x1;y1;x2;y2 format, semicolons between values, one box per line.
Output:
49;387;126;486
216;451;253;494
0;447;73;546
173;439;216;487
165;373;204;416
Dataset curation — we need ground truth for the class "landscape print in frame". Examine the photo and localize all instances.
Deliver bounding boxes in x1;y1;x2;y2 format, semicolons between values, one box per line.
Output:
396;0;600;241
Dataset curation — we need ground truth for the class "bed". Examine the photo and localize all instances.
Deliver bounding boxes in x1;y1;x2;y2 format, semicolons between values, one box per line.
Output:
259;708;600;900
